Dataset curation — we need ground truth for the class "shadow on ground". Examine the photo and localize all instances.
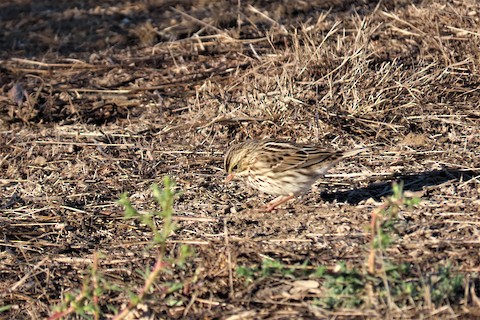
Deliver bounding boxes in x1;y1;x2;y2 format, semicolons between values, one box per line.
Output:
322;168;478;204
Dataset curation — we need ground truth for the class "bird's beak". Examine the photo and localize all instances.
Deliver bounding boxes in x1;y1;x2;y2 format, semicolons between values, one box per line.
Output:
225;173;234;183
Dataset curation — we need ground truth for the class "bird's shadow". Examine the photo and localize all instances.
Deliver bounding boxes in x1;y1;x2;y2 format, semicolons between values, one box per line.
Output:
320;168;477;204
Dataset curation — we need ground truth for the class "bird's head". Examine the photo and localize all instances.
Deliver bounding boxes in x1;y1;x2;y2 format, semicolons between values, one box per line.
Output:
224;142;254;182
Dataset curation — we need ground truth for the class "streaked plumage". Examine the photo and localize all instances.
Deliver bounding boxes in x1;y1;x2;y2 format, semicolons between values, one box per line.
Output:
224;140;367;211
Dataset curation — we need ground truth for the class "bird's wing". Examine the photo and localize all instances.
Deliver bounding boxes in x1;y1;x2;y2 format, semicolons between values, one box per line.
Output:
260;142;343;173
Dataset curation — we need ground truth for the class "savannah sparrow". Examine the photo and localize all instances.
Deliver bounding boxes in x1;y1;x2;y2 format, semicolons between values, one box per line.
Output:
224;140;368;211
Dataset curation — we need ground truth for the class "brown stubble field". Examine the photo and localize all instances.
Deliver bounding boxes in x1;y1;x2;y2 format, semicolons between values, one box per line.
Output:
1;0;480;319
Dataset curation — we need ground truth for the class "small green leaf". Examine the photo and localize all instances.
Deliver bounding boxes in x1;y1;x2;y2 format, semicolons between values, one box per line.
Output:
0;305;12;313
119;193;138;218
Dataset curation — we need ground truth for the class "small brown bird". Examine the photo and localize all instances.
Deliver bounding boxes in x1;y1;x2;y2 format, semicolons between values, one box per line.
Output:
224;140;367;211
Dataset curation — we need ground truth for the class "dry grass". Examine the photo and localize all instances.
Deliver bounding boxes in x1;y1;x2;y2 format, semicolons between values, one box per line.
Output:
1;0;480;318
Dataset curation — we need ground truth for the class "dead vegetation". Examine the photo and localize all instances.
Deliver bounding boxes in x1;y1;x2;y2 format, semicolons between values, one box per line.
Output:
1;0;480;318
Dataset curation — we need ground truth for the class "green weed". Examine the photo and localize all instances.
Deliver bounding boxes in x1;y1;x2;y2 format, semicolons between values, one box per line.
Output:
236;182;467;310
50;177;192;320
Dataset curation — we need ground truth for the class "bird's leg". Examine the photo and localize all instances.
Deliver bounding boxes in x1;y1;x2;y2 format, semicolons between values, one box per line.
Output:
264;195;294;212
